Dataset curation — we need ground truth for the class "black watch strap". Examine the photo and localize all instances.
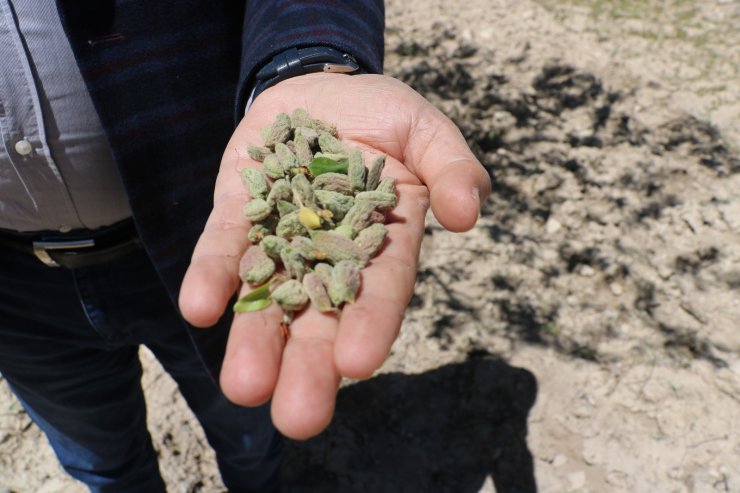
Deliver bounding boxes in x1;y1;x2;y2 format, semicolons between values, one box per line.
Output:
247;46;362;108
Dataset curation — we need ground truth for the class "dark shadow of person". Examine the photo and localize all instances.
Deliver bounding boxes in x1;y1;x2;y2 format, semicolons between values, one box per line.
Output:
282;350;538;493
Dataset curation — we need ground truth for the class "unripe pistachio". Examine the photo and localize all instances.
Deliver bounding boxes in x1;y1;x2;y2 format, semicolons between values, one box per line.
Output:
280;245;306;281
354;223;387;257
312;172;352;195
276;199;298;217
291;174;317;209
247;223;271;243
266;179;292;207
263;112;292;148
375;176;397;195
243;198;272;222
328;260;361;305
348;148;366;192
290;108;312;129
276;210;307;239
355;190;398;211
275;142;298;173
313;262;333;288
310;230;369;266
315;190;354;221
302;272;334;312
260;235;289;259
293;133;314;167
271;279;308;311
239;245;276;285
366;155;386;191
318;132;349;155
240;167;269;199
247;145;271;162
262;154;285;179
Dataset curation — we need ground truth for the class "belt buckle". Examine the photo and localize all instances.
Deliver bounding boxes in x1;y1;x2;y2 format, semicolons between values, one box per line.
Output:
32;239;95;267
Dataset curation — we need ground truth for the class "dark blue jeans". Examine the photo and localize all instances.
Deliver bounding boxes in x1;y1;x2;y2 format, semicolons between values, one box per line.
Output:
0;243;282;492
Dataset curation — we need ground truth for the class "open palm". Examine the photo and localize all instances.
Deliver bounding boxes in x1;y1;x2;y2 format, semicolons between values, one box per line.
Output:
179;73;491;439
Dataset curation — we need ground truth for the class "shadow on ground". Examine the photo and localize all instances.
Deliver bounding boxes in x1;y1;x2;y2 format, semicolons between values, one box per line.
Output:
282;352;538;493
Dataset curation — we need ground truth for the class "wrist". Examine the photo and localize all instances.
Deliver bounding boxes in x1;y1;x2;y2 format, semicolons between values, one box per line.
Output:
245;46;363;111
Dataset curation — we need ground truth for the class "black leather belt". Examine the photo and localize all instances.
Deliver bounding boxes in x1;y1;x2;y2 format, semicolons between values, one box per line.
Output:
0;219;143;269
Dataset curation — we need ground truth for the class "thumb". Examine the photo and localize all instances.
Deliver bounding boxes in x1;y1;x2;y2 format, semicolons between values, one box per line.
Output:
376;79;491;232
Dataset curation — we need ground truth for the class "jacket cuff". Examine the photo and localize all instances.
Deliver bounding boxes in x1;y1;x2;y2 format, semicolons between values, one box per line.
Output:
236;1;385;120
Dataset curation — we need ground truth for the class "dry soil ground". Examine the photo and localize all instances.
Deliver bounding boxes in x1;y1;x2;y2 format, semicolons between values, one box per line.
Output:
1;1;738;492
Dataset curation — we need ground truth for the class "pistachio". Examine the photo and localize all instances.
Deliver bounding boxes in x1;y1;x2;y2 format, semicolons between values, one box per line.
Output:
311;118;337;137
339;200;376;232
243;198;272;222
313;262;333;288
275;210;307;239
290;108;313;129
247;223;271;243
262;154;285;179
347;148;366;192
276;199;298;217
266;178;292;207
318;132;349;155
328;260;361;305
291;236;323;260
294;126;319;146
263;112;292;148
293;133;314;167
315;190;354;221
366;155;386;191
260;235;289;259
240;167;269;199
271;279;308;311
302;272;334;312
354;223;387;257
355;190;398;211
312;172;353;194
275;142;298;173
280;245;306;281
239;245;276;285
291;173;317;209
375;176;397;195
310;230;369;266
333;224;357;239
247;145;271;162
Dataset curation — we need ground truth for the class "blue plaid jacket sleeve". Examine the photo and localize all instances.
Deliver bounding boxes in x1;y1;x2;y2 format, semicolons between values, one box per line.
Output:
238;1;385;111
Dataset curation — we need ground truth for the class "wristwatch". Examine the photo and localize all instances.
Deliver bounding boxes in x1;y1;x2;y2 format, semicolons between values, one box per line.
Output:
246;46;362;109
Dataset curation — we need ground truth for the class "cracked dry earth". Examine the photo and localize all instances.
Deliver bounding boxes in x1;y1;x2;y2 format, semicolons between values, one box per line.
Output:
1;1;738;492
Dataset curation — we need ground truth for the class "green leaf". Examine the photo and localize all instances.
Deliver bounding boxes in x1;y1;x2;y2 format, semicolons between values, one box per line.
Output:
233;297;272;313
233;282;273;312
309;157;348;176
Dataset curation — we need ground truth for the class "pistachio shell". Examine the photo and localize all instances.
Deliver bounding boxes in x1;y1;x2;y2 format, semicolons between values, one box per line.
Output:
239;245;276;285
310;230;369;266
243;198;272;222
271;279;308;311
264;113;292;147
240;168;269;199
328;260;361;305
302;272;333;312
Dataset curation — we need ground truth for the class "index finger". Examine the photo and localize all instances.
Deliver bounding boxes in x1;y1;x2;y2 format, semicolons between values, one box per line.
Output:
178;138;255;328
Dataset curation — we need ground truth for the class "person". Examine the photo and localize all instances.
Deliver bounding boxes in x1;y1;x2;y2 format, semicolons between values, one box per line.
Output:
0;1;491;492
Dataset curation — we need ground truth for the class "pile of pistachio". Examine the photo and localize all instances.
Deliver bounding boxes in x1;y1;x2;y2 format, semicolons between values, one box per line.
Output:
234;109;396;319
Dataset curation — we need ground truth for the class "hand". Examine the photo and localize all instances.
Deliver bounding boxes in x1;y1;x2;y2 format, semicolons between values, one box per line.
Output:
179;73;491;439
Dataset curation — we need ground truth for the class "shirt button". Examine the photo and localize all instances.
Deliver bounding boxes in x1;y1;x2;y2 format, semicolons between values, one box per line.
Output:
14;139;33;156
